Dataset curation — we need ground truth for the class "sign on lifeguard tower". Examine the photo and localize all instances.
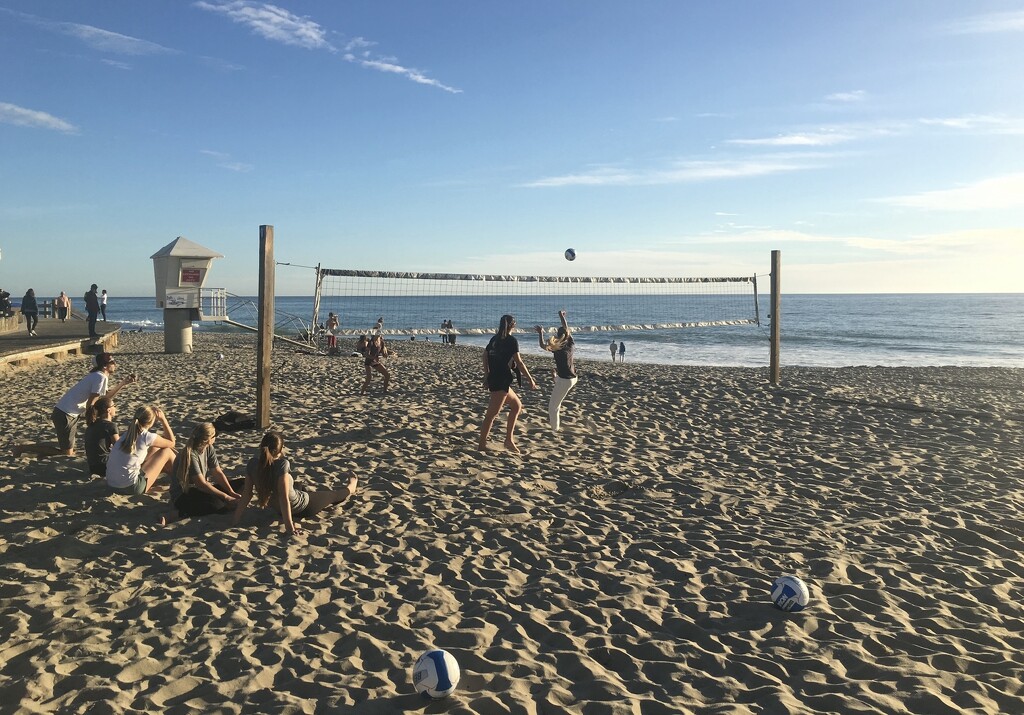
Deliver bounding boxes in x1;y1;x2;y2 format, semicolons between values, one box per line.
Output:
151;236;225;353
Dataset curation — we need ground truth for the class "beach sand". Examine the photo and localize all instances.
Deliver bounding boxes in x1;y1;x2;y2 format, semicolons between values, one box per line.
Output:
1;332;1023;713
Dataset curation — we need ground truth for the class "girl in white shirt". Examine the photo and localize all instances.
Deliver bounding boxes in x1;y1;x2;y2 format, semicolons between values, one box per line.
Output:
106;405;176;495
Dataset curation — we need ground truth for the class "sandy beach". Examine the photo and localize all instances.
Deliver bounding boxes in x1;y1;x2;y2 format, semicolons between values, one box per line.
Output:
1;331;1023;713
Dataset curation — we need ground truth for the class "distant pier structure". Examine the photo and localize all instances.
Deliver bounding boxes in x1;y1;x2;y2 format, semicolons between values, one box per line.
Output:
151;236;226;354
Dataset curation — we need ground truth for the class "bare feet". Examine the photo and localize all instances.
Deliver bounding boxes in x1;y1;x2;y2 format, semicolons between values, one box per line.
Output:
504;440;521;455
12;446;23;457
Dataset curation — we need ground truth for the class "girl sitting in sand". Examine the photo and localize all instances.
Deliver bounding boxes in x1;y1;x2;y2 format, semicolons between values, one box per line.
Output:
105;405;177;495
480;314;536;454
535;309;577;432
231;432;358;536
169;423;245;520
83;397;118;477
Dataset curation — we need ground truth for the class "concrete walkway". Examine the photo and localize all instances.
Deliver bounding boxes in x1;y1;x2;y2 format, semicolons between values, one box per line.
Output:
0;316;121;368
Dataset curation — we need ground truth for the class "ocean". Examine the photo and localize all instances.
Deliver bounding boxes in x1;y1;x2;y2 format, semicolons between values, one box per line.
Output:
97;293;1022;368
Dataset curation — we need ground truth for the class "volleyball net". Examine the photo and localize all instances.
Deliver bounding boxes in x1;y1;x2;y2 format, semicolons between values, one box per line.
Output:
309;267;759;338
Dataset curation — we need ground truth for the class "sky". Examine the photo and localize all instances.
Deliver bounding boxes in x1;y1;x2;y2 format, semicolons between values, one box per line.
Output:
1;1;1023;297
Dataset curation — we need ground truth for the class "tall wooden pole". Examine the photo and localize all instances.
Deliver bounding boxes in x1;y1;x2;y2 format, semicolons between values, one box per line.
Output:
256;225;275;429
769;249;781;386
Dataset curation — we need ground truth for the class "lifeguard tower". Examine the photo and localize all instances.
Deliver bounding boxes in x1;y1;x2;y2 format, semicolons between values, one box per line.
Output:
151;236;227;354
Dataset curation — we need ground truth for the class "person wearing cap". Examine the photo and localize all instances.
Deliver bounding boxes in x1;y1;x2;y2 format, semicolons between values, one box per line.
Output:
13;353;137;458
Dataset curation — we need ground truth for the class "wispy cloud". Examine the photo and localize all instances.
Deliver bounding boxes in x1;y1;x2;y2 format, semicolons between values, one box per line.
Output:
879;173;1024;211
343;41;462;94
522;156;821;188
101;59;132;70
918;114;1024;134
728;122;898;147
825;90;866;103
943;10;1024;34
194;1;331;49
196;2;461;92
200;149;253;172
0;102;78;134
0;8;176;55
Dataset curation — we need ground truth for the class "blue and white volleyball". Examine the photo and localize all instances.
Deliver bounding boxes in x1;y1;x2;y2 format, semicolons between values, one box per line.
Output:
564;247;576;261
412;649;460;699
770;575;810;612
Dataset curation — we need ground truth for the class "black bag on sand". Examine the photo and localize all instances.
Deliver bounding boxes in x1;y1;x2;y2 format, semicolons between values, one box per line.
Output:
214;410;257;432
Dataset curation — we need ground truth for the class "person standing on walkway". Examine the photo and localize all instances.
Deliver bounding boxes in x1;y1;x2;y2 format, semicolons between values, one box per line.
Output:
56;291;71;322
100;289;108;321
20;288;39;336
84;283;101;338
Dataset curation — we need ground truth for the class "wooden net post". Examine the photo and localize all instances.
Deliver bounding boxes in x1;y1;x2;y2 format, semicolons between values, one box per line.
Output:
769;249;781;386
256;225;274;429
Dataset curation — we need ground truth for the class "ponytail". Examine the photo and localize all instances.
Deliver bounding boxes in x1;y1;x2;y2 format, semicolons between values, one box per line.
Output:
254;432;284;508
86;397;113;426
120;405;155;454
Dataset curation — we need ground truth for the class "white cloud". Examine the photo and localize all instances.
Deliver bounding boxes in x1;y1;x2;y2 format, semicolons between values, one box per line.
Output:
879;173;1024;211
196;2;461;92
727;131;856;147
825;90;866;102
200;149;253;172
60;23;175;55
194;1;332;50
0;102;78;133
344;55;462;94
918;114;1024;134
522;156;819;188
101;59;132;70
0;9;176;55
944;10;1024;34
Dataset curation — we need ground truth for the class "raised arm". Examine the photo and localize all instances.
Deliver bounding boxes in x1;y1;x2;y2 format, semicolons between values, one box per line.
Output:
559;309;571;338
535;324;549;351
150;407;176;450
104;373;138;402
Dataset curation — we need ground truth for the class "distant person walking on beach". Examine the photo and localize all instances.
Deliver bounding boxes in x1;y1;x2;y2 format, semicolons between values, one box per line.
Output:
55;291;71;322
609;339;617;362
448;319;457;345
106;405;176;495
14;353;136;458
169;423;244;520
83;397;118;478
20;288;38;336
535;310;578;431
480;314;536;454
619;341;626;362
84;284;101;338
374;316;384;335
232;431;359;536
440;319;448;344
360;333;391;394
101;289;108;321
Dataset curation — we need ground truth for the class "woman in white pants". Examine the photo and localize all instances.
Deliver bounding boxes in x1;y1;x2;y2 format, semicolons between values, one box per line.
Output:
535;310;578;431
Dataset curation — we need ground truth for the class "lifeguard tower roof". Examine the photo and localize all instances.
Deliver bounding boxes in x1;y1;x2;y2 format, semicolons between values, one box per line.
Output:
150;236;224;260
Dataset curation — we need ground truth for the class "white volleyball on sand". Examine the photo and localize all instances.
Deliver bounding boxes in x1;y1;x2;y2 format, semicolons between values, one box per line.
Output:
217;353;224;360
564;247;576;261
770;575;810;612
412;648;460;699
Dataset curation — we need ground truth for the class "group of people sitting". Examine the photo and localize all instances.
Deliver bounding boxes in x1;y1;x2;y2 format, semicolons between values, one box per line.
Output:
13;353;358;535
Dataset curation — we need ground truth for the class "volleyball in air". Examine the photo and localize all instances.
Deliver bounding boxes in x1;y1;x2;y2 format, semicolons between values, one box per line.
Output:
412;649;460;699
770;575;810;612
564;247;576;261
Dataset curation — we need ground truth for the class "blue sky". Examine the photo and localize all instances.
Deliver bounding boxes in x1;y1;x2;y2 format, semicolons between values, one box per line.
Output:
1;1;1022;297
